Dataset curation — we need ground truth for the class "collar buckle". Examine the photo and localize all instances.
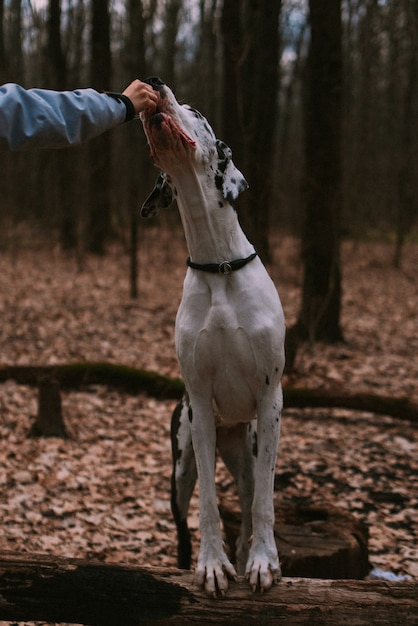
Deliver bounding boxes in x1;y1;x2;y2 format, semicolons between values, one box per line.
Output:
218;261;233;275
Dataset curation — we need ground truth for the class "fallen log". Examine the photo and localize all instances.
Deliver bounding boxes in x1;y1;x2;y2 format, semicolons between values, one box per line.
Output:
0;362;417;422
0;551;416;625
284;386;418;422
0;362;184;399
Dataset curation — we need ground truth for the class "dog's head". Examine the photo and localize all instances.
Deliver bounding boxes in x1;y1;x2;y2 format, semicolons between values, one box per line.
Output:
140;77;248;218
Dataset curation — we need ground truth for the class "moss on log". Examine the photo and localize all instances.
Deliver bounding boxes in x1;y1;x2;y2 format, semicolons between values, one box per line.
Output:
284;386;418;422
0;362;417;421
0;362;184;399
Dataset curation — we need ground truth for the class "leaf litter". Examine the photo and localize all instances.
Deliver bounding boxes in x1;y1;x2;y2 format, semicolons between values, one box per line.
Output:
0;231;417;625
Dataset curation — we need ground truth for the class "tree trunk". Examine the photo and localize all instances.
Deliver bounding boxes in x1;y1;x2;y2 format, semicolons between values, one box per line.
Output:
393;0;418;268
87;0;112;254
295;0;343;344
47;0;67;87
9;0;24;81
239;0;281;263
0;0;6;82
162;0;181;87
47;0;78;252
124;0;149;299
197;0;220;127
0;552;416;625
221;0;281;262
221;0;242;156
29;374;68;438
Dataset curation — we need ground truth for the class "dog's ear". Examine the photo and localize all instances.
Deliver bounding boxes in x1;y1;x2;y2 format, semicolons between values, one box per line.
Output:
140;172;174;218
215;140;249;203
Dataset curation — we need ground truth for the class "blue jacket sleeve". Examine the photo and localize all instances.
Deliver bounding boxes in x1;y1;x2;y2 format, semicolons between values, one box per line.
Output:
0;83;128;150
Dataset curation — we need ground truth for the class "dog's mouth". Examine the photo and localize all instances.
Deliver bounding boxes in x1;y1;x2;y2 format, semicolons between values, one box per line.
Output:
143;94;197;160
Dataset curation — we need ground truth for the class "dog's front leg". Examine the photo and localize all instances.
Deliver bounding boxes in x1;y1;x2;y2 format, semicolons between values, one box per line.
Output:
188;397;237;597
246;384;283;592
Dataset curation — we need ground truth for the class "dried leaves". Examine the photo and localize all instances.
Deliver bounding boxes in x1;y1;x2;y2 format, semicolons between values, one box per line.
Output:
276;409;418;577
0;387;180;568
0;234;417;616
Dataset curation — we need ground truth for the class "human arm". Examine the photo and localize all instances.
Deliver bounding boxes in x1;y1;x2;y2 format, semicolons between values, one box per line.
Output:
0;81;157;150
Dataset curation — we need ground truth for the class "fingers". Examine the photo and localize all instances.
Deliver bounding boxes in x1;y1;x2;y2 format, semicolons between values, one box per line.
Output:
122;79;158;116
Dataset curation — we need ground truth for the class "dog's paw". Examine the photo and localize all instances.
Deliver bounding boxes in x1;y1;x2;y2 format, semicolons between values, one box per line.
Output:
195;550;237;597
245;542;281;593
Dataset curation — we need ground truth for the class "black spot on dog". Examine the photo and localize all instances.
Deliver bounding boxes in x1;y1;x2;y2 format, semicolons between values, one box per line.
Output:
188;406;193;423
265;375;270;385
218;201;224;208
186;106;203;120
216;144;228;173
215;173;223;191
217;159;227;174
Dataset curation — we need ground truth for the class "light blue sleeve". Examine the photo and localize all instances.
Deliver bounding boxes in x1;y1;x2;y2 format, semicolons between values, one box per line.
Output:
0;83;127;150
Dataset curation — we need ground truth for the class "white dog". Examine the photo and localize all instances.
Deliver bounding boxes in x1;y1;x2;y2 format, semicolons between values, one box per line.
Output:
140;77;285;597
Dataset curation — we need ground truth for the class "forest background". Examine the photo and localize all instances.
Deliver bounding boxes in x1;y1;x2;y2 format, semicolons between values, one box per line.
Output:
1;0;417;261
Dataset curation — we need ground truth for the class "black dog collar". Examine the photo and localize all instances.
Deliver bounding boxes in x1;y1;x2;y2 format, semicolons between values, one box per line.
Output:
187;251;257;275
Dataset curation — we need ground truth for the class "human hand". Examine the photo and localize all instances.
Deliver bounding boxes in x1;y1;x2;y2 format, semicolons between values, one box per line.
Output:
122;80;158;116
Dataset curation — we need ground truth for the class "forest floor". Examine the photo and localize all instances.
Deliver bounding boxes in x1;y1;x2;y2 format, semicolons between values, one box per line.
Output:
0;229;417;623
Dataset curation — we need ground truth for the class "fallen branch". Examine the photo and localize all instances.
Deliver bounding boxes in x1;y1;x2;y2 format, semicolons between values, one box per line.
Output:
0;362;184;399
0;362;417;422
284;386;418;422
0;551;416;625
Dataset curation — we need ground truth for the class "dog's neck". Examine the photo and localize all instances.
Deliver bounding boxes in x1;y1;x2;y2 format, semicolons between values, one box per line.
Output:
172;169;254;265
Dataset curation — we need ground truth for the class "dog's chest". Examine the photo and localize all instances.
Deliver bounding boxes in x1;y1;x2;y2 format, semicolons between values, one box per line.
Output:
175;269;283;399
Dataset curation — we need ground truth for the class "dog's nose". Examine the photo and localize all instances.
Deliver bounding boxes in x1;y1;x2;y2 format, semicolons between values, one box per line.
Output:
144;76;166;92
149;112;164;128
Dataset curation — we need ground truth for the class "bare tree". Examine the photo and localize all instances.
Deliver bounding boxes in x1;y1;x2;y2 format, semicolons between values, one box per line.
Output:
47;0;67;87
45;0;80;252
0;0;6;82
394;0;418;267
220;0;242;159
221;0;282;262
196;0;221;126
8;0;23;81
162;0;182;86
287;0;343;363
86;0;112;254
125;0;150;298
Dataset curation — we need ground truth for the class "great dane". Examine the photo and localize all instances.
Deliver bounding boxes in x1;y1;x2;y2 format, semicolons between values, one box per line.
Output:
140;77;285;597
